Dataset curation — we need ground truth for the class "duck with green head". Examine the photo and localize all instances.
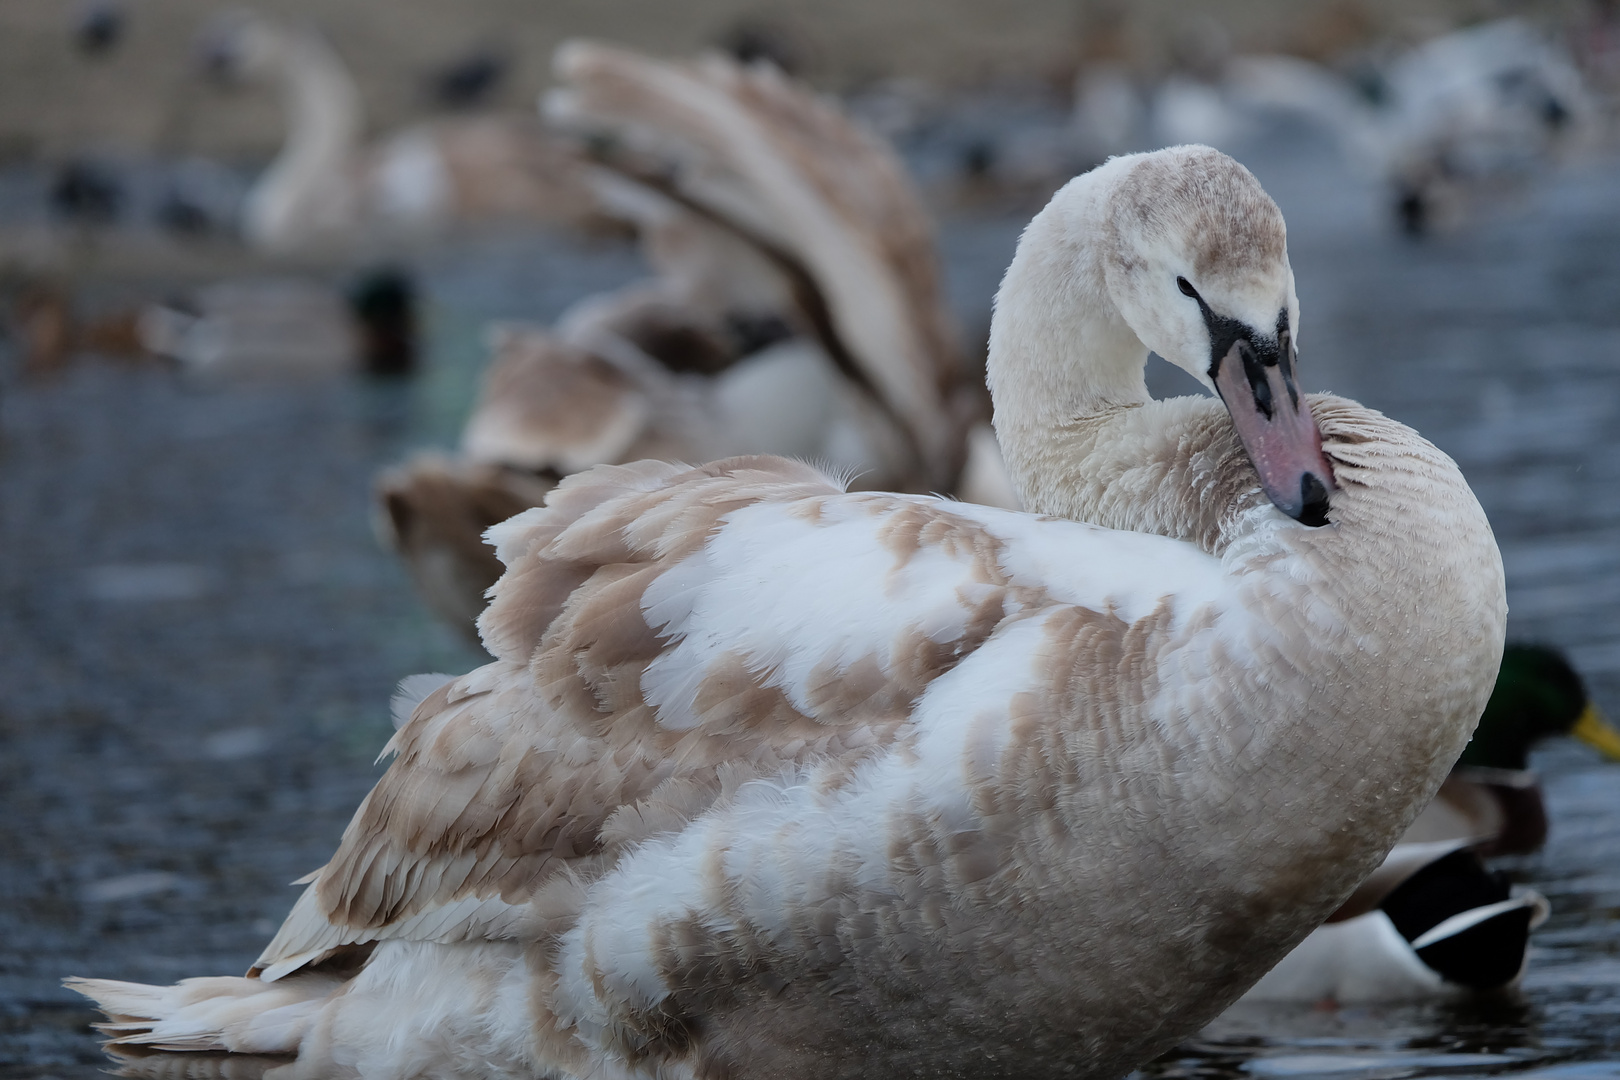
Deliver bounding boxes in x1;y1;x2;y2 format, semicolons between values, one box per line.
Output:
1239;644;1619;1005
1415;644;1620;857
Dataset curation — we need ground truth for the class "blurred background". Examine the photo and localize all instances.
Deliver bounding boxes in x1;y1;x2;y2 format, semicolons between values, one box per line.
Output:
1;0;1618;1077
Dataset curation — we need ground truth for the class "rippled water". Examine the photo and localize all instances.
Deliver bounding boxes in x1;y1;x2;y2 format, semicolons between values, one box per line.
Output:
0;130;1615;1077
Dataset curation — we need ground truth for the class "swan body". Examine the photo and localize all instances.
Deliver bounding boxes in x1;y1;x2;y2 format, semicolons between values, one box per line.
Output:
74;145;1505;1079
380;316;897;647
463;319;904;483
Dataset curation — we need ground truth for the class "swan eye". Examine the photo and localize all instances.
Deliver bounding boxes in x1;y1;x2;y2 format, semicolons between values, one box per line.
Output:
1176;276;1199;298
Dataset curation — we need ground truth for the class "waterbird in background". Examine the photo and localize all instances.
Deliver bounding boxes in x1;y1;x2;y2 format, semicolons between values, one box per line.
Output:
49;159;123;227
137;268;418;380
1066;18;1594;233
69;144;1507;1080
1236;645;1616;1005
1410;643;1619;855
545;40;987;494
6;269;414;381
72;0;126;57
1237;840;1548;1004
379;42;1014;645
1226;19;1594;234
425;45;510;110
197;11;595;252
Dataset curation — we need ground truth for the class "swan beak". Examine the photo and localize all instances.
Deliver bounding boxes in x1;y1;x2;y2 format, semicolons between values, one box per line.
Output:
1212;337;1336;527
1572;703;1620;761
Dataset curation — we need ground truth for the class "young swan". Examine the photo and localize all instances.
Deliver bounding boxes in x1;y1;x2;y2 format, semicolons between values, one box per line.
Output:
69;146;1505;1080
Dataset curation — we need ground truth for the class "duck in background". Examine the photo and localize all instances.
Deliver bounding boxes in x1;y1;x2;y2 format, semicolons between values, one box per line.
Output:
1410;644;1620;856
72;0;127;57
424;45;511;111
137;267;417;379
7;280;148;378
197;11;595;253
1065;15;1597;234
1237;645;1618;1005
8;267;418;381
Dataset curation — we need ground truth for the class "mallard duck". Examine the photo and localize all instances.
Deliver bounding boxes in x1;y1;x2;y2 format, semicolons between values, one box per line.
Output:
69;145;1506;1079
136;269;417;379
1237;840;1549;1004
1237;645;1614;1004
1409;643;1619;856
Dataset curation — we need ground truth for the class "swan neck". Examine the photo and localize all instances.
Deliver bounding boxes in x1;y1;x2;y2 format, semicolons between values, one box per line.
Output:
277;30;361;168
986;170;1151;515
245;27;362;244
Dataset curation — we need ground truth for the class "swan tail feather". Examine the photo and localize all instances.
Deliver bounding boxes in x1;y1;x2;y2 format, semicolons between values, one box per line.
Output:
65;973;343;1075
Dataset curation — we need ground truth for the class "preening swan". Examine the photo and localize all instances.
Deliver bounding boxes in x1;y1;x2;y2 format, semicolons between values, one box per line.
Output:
69;145;1506;1080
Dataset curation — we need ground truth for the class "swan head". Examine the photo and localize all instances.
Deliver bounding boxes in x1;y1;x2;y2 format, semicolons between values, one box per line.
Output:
1103;146;1336;526
195;11;284;86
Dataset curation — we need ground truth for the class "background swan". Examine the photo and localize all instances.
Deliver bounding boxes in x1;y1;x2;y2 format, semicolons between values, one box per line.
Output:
201;11;593;252
547;40;983;491
1226;20;1594;232
379;42;1009;645
70;145;1505;1080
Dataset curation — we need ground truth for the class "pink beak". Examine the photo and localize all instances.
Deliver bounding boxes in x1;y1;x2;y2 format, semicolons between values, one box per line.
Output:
1211;336;1336;526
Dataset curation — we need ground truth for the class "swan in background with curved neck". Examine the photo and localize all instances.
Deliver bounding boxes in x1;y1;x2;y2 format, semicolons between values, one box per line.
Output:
68;146;1506;1080
205;12;590;252
207;16;365;249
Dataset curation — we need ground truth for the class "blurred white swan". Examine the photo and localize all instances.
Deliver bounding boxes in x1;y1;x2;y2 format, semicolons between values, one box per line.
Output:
1229;20;1595;230
379;43;1013;643
200;11;593;252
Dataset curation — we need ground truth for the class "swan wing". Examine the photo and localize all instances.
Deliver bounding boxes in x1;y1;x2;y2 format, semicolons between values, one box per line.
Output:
549;42;972;484
255;455;1239;981
461;326;652;473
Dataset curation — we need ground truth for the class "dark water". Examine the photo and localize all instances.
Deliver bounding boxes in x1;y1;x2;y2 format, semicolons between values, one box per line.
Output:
0;133;1616;1078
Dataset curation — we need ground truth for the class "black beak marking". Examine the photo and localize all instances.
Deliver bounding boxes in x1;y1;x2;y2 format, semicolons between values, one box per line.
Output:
1276;309;1300;411
1236;341;1272;419
1180;278;1287;419
1299;473;1330;528
1185;276;1283;417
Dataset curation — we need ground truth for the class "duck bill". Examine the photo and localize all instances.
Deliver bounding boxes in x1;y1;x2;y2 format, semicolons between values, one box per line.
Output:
1212;338;1336;527
1572;703;1620;761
